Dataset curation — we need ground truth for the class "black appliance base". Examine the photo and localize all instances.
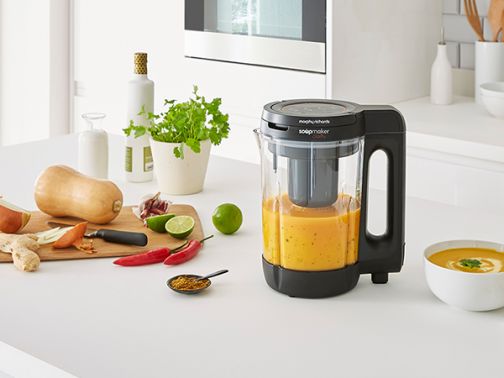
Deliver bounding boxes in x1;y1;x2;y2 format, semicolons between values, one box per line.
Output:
262;257;360;298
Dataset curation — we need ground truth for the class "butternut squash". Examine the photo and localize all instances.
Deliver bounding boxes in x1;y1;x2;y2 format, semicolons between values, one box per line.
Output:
34;165;123;224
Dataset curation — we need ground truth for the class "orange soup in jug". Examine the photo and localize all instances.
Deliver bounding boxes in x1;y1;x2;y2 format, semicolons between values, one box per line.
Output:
262;193;360;271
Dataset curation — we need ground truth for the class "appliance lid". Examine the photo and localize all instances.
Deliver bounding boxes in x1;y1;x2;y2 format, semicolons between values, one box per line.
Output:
271;100;354;116
261;99;365;142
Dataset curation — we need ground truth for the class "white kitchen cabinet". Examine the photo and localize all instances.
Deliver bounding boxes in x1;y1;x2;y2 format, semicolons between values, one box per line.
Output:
371;148;504;213
398;96;504;213
407;149;504;212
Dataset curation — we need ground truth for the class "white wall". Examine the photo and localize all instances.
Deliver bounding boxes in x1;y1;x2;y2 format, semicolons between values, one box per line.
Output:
0;0;70;146
49;0;71;137
73;0;325;163
0;0;51;145
73;0;188;134
327;0;442;103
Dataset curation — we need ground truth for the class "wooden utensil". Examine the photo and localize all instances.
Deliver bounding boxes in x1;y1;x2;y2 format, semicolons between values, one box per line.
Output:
488;0;504;41
464;0;485;41
501;10;504;41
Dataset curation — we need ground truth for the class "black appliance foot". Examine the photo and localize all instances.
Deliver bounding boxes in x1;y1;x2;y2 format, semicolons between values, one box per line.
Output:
371;272;388;284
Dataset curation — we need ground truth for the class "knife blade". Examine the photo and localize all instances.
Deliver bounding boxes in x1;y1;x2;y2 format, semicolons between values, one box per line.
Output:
47;222;148;246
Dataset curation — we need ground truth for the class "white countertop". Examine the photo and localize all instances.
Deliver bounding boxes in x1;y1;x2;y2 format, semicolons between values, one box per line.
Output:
0;341;75;378
395;96;504;164
1;135;503;378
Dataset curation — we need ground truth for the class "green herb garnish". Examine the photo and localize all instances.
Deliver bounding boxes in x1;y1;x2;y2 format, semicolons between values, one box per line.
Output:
123;85;230;159
458;259;482;269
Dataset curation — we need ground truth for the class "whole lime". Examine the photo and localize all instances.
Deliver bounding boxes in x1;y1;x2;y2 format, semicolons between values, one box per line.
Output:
212;203;243;235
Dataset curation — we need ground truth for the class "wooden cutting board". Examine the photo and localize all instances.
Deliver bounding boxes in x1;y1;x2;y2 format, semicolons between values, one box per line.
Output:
0;205;204;263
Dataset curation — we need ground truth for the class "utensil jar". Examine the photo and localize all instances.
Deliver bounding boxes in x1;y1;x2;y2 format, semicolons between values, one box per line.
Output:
475;41;504;104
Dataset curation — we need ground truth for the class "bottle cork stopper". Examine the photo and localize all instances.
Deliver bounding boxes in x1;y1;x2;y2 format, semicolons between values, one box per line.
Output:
134;52;148;74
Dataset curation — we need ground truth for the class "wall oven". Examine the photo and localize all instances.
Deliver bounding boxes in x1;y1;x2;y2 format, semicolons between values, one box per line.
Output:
184;0;326;73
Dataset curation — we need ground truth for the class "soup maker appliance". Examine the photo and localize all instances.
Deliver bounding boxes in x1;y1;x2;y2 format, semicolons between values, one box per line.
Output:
254;99;405;298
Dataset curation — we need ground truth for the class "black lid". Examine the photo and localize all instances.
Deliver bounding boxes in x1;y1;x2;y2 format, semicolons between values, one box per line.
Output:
261;99;365;142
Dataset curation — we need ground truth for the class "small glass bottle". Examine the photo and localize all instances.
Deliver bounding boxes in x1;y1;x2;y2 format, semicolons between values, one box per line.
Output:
78;113;108;179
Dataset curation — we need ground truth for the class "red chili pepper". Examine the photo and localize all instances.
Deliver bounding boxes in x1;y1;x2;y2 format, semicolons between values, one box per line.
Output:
113;242;188;266
163;235;214;265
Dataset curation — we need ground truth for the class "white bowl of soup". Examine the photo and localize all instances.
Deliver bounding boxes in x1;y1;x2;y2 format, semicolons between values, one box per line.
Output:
424;240;504;311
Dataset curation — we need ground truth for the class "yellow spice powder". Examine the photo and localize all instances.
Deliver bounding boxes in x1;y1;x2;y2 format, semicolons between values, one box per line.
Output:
170;276;209;291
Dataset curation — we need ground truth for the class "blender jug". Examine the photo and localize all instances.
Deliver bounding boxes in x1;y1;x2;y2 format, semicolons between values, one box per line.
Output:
255;100;405;298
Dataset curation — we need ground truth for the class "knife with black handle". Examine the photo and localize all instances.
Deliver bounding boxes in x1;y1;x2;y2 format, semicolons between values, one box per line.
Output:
47;222;148;246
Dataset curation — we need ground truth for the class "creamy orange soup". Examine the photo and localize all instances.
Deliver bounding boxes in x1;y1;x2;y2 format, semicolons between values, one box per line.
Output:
262;193;360;271
428;248;504;273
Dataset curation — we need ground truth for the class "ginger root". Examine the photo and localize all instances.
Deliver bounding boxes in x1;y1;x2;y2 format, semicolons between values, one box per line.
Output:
0;233;40;272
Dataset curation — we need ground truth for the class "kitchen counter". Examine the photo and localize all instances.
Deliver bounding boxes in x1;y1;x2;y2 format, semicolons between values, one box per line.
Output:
219;95;504;167
0;341;74;378
395;96;504;164
0;135;503;378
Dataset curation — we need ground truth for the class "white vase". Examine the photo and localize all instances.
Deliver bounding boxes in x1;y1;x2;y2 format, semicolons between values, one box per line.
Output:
150;139;211;195
430;42;453;105
475;41;504;104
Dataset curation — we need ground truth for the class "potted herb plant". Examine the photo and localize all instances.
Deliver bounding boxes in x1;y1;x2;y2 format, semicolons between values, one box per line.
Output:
124;86;230;194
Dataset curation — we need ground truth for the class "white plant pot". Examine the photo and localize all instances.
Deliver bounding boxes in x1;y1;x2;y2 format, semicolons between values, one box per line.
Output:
475;41;504;104
150;139;211;195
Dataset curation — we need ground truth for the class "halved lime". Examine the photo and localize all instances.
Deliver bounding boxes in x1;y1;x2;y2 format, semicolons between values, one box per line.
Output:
145;213;176;233
165;215;195;239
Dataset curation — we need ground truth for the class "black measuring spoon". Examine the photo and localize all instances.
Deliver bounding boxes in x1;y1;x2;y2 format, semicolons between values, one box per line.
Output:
167;269;229;295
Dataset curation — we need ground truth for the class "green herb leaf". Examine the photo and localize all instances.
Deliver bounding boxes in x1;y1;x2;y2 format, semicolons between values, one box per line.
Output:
123;85;230;159
173;146;182;159
134;127;147;138
185;138;201;153
123;120;148;138
459;259;482;269
137;105;146;116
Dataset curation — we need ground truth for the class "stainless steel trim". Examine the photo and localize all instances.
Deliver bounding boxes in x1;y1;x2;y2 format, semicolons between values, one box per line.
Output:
184;30;325;73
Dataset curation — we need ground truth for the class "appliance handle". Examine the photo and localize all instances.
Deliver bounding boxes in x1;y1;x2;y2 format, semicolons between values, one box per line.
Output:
358;106;406;284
